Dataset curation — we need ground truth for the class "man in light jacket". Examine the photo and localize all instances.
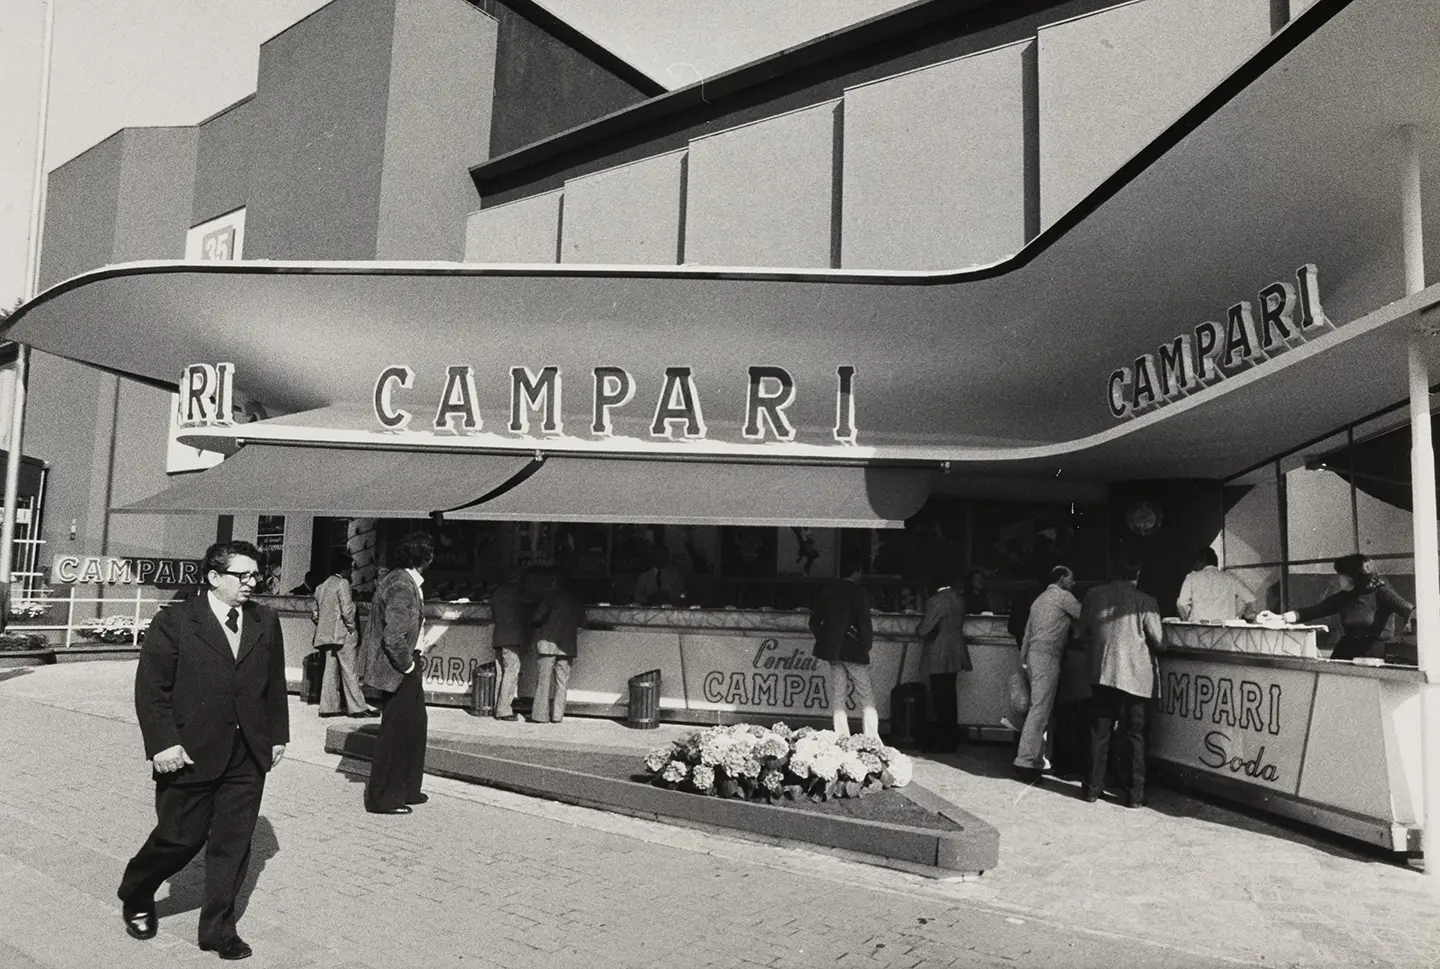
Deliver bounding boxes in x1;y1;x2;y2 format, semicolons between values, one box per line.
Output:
1081;554;1165;808
312;560;376;718
1013;565;1081;779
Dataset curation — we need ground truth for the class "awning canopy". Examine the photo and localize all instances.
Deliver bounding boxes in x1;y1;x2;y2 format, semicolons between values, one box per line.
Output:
119;444;937;528
6;0;1440;484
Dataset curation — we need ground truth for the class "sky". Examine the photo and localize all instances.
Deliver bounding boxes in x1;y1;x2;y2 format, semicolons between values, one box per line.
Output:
0;0;912;311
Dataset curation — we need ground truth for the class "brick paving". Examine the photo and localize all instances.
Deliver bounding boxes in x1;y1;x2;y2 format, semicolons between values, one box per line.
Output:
0;661;1437;968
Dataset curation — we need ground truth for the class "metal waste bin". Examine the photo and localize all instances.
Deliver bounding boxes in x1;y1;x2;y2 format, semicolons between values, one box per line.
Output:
301;650;325;705
627;669;662;729
469;661;498;717
887;681;926;748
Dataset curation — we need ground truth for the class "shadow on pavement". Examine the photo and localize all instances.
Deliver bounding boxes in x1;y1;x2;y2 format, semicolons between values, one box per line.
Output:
157;815;280;920
0;668;34;684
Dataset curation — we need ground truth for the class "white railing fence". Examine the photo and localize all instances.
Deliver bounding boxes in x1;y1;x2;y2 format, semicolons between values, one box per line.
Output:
6;587;171;648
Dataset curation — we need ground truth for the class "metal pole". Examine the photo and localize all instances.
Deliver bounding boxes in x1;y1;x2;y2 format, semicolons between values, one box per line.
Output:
1399;124;1440;879
1;0;54;631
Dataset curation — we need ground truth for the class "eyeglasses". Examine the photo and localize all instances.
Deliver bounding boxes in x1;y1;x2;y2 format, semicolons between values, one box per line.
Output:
218;570;262;584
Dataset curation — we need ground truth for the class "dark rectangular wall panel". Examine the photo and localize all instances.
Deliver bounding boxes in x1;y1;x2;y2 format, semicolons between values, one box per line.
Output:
244;0;398;260
486;2;655;159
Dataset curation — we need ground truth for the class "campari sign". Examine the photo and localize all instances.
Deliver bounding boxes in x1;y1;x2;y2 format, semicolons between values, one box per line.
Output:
1150;657;1317;795
1107;264;1334;420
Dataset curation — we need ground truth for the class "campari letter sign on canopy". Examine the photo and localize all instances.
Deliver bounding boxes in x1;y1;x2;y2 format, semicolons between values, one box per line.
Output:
1108;264;1333;420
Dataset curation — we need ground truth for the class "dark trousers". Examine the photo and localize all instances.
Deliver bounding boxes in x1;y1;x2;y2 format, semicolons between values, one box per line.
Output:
1330;633;1380;662
117;730;265;947
366;668;427;810
926;674;959;750
1086;685;1148;798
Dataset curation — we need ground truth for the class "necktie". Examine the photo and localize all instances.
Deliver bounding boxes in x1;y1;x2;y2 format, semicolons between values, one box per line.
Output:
225;608;239;633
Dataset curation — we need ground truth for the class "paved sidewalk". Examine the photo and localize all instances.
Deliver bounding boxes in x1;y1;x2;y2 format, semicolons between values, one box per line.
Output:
0;661;1436;969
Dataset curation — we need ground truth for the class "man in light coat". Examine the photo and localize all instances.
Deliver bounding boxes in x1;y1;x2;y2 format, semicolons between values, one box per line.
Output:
1081;554;1165;807
1013;565;1082;779
1176;546;1255;621
312;560;376;718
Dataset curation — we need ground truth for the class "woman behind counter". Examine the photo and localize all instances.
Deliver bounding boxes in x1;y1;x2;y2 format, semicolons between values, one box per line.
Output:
1262;553;1413;661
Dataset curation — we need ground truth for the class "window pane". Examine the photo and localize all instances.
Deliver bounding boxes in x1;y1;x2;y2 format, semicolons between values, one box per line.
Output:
1223;467;1281;566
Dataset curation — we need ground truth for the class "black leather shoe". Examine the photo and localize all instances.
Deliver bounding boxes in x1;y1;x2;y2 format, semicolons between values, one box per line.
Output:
365;804;413;814
1081;788;1099;803
1125;792;1148;809
200;937;252;960
406;793;429;805
123;909;157;940
351;709;380;718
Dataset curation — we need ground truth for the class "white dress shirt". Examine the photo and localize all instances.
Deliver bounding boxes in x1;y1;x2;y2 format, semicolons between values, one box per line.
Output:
402;568;425;674
1177;566;1253;621
206;590;242;659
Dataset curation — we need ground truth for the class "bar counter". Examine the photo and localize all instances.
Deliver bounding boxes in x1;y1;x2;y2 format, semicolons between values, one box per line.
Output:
269;596;1019;729
1151;622;1426;852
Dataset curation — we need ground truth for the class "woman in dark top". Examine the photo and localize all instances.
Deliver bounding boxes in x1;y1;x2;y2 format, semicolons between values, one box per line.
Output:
1275;554;1413;661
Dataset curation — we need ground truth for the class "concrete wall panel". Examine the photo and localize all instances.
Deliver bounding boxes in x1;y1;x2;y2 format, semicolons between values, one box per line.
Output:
376;0;497;260
113;128;197;262
245;0;396;259
1038;0;1271;229
841;40;1031;271
192;98;254;227
464;190;562;263
37;136;122;291
684;101;838;268
561;150;684;265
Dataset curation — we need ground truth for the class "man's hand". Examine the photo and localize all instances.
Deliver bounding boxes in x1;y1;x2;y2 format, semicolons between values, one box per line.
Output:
152;745;193;774
272;744;286;768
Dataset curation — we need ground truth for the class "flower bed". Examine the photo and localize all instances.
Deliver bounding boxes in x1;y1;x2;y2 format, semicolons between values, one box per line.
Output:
76;616;150;645
643;723;914;803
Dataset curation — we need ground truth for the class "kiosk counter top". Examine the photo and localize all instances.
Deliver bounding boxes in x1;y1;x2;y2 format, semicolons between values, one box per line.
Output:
268;595;1019;729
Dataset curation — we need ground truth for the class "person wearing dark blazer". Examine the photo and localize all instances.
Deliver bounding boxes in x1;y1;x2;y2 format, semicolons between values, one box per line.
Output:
358;531;435;815
116;540;289;961
809;566;878;738
531;572;585;723
916;573;973;751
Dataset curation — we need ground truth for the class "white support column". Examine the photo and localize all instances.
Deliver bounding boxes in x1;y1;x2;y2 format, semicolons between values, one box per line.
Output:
1400;124;1440;879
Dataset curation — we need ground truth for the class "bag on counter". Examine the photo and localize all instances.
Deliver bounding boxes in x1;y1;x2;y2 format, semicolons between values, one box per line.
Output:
1008;670;1031;716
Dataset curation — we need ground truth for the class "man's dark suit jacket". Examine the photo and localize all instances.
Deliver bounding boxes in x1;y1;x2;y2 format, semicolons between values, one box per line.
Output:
809;578;874;663
134;594;290;784
533;584;585;657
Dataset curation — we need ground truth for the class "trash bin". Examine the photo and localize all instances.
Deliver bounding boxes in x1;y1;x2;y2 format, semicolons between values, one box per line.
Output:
887;681;926;748
469;661;498;717
626;669;662;729
301;650;325;705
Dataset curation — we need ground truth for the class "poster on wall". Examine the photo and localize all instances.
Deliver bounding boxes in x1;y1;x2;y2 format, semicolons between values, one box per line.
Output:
777;526;836;577
256;514;285;593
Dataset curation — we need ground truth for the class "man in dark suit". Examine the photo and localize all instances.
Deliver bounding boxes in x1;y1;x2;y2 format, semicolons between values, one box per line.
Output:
530;570;585;724
117;540;289;961
359;531;435;814
809;565;878;738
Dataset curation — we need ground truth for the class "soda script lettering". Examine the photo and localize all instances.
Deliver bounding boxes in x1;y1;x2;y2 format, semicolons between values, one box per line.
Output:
1199;730;1281;782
